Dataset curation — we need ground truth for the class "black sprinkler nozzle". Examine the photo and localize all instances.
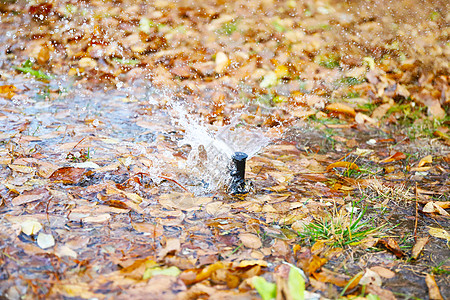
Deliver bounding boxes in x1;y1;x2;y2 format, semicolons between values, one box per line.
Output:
229;152;248;195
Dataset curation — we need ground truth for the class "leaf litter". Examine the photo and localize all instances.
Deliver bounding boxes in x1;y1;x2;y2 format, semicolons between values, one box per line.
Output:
0;0;449;299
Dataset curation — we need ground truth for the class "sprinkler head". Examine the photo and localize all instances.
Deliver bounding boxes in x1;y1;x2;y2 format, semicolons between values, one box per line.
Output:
229;152;248;195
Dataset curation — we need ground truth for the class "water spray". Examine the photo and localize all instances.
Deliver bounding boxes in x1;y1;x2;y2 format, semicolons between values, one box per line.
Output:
229;152;248;195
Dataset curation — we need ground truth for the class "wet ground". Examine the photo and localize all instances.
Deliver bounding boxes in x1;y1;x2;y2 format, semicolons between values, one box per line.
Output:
1;0;449;298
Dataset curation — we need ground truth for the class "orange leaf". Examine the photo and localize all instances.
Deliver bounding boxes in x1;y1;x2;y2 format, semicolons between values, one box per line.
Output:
325;103;356;117
312;268;347;287
326;161;359;172
307;255;327;274
195;261;225;283
380;152;406;163
49;167;87;184
0;84;17;99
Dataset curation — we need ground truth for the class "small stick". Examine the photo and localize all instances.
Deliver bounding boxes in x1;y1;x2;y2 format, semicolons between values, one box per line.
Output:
133;172;190;193
414;182;419;242
158;175;190;193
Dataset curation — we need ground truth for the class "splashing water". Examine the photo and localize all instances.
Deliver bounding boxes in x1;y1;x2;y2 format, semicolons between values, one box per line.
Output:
171;103;270;195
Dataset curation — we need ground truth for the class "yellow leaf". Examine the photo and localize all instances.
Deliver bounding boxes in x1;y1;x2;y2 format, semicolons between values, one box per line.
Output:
427;227;450;242
417;155;432;167
275;64;289;78
237;260;268;268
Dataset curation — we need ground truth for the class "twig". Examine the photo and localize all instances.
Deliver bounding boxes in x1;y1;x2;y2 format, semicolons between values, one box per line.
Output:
159;175;190;193
134;172;190;193
414;182;418;242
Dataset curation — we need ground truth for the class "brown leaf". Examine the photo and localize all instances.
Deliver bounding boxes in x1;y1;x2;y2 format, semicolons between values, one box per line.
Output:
158;238;180;259
8;164;34;174
82;213;111;223
238;233;262;249
425;273;444;300
375;238;405;258
411;237;429;260
311;268;349;287
159;192;211;211
171;65;193;78
12;194;44;206
370;266;396;279
132;223;163;237
365;284;397;300
371;103;392;119
427;101;446;119
49;167;87;184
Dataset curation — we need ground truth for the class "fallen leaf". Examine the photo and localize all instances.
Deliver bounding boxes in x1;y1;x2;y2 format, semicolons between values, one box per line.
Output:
21;219;43;235
49;167;87;184
360;268;382;286
143;266;181;280
79;57;97;69
312;268;351;287
417;155;432;167
423;202;449;216
158;238;180;259
205;201;231;216
37;232;55;249
0;84;17;99
425;273;444;300
8;164;34;173
326;161;359;172
411;237;429;260
12;194;44;206
380;152;406;163
194;261;226;283
82;213;111;223
365;284;397;300
132;223;163;237
325;103;356;117
215;51;229;74
355;112;377;125
253;276;277;300
307;255;327;274
427;101;446;119
375;238;404;258
236;260;268;268
287;265;306;300
159;192;211;211
370;266;396;279
371;103;392;119
427;227;450;242
239;233;262;249
55;283;100;299
54;245;78;258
